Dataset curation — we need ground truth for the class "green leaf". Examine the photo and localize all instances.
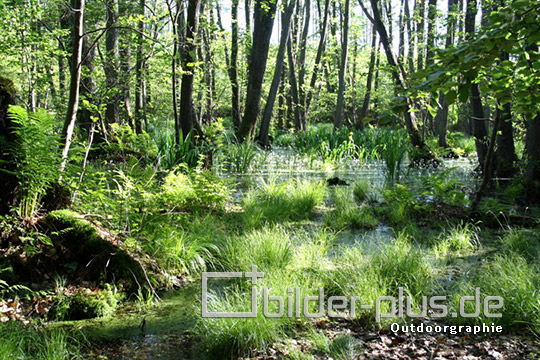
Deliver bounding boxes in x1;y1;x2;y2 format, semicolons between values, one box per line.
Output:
446;89;457;105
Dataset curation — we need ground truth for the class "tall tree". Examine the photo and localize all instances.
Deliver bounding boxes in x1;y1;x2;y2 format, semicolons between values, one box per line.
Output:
305;0;330;115
297;0;311;129
104;0;120;127
134;0;146;134
465;0;489;170
333;0;350;129
356;24;378;128
236;0;278;141
60;0;85;173
258;0;295;146
434;0;457;148
229;0;241;128
360;0;429;153
179;0;201;140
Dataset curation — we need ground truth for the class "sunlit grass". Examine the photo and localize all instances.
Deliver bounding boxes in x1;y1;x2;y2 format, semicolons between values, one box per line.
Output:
448;253;540;332
242;178;326;227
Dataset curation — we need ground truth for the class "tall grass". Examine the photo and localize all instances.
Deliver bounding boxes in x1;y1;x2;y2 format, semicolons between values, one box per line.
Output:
221;226;293;272
433;222;480;257
448;253;540;332
0;321;84;359
324;187;379;230
378;129;409;186
152;128;200;169
242;178;326;227
217;134;267;173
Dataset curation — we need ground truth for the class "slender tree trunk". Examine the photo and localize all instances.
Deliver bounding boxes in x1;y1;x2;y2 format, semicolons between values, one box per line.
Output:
362;0;428;152
357;25;377;128
524;44;540;199
415;0;425;70
425;0;436;67
179;0;201;140
61;0;85;173
404;0;415;73
236;0;278;141
134;0;145;134
229;0;241;128
305;0;330;115
465;0;488;170
119;0;133;126
297;0;311;129
398;0;405;61
258;0;295;146
287;37;302;131
334;0;350;129
78;36;97;134
435;0;457;148
105;0;120;128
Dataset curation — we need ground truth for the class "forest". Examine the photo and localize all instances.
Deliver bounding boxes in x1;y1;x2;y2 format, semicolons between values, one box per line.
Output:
0;0;539;358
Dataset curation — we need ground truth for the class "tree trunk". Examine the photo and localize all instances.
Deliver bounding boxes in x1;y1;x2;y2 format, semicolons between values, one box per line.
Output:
229;0;241;128
357;24;377;128
425;0;436;67
334;0;350;129
524;44;540;200
0;76;17;213
298;0;311;129
236;0;278;141
105;0;120;127
78;36;97;136
404;0;415;73
287;37;302;131
305;0;330;115
258;0;295;146
134;0;145;134
465;0;488;170
435;0;457;148
415;0;425;70
179;0;201;140
60;0;85;173
362;0;428;152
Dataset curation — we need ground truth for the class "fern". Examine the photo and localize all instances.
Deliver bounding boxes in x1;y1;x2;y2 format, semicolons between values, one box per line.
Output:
5;106;61;220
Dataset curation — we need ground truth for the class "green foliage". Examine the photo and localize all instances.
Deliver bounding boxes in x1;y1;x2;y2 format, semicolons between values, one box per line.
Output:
105;124;158;161
4;106;60;219
141;222;215;274
352;180;370;202
0;321;84;359
379;184;417;226
196;289;291;358
448;253;540;332
160;166;231;211
290;124;385;165
242;179;326;227
420;168;469;207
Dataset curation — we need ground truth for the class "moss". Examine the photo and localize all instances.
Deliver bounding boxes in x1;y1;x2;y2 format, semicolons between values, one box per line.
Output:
50;286;120;321
45;210;146;293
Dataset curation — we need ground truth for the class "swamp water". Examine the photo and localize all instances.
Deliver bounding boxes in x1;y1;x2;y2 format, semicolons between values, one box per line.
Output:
73;149;479;358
